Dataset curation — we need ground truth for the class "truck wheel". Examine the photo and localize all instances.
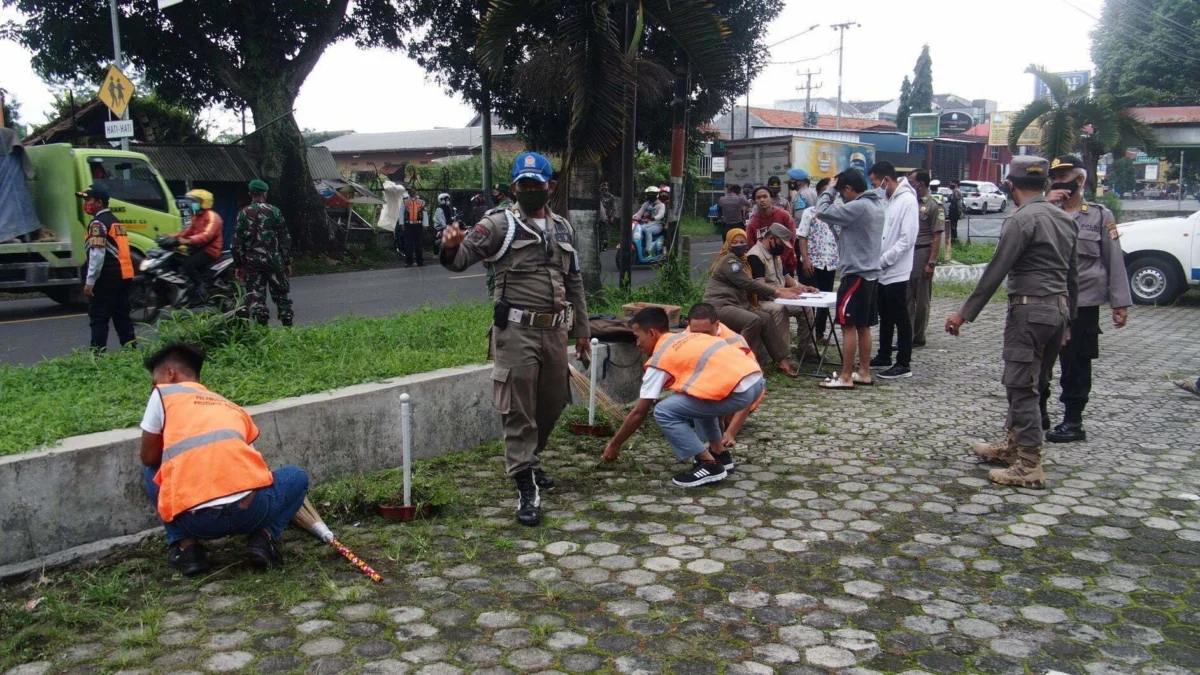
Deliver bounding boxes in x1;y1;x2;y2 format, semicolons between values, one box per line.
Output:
1128;256;1182;305
45;285;87;306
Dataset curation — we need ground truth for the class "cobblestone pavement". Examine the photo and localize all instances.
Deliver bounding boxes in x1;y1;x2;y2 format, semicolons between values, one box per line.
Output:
4;298;1199;675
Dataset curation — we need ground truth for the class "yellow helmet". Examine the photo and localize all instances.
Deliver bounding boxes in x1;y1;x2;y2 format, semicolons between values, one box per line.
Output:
185;189;214;209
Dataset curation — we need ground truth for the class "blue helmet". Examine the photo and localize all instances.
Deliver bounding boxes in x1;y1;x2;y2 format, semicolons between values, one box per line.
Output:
787;168;810;182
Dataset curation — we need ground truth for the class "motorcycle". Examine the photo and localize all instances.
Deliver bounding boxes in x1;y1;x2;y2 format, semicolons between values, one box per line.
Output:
630;217;667;265
130;235;238;322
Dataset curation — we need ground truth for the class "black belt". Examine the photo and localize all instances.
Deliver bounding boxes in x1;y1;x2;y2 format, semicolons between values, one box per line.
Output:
1008;294;1066;307
914;244;931;250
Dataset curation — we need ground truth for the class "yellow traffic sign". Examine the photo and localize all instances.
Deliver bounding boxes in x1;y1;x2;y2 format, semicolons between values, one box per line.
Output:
99;65;135;119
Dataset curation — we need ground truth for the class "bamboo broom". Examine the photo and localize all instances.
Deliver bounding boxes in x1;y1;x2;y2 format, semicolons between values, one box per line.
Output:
569;366;627;424
292;498;385;584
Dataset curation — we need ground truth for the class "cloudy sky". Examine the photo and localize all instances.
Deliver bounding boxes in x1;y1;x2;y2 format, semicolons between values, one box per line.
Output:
1;0;1103;136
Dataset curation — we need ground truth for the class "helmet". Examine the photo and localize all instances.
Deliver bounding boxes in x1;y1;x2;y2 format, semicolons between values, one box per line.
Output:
438;193;451;203
644;186;660;195
185;189;214;209
658;185;671;194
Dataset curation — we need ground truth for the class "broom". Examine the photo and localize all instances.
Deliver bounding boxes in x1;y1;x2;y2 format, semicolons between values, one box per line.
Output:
292;498;385;584
569;366;627;425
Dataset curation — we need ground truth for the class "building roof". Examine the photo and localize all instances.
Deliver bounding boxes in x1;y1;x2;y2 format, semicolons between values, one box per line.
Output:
137;144;342;183
932;94;973;109
1126;107;1200;124
748;107;896;131
850;99;893;115
319;126;518;154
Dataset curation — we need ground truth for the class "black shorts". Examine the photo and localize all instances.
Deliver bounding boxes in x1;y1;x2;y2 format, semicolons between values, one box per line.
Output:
836;274;879;328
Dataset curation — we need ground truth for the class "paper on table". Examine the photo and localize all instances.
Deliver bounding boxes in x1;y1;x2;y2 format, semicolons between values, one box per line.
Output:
799;293;824;298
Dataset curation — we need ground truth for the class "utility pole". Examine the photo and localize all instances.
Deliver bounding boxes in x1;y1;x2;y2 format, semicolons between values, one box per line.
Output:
796;69;822;125
109;0;129;151
830;22;859;130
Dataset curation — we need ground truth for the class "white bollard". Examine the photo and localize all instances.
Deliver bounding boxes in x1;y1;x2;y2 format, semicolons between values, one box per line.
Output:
588;338;600;426
400;393;412;507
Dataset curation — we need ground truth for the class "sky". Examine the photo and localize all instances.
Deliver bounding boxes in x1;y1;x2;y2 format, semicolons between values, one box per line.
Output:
1;0;1105;136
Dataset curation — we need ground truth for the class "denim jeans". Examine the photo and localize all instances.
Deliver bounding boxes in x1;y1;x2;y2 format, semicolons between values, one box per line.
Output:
144;465;309;545
642;223;663;253
653;379;765;462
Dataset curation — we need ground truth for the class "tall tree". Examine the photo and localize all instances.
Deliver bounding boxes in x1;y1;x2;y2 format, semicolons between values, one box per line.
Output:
2;0;404;255
1092;0;1200;106
1008;65;1157;191
909;45;933;115
895;76;912;133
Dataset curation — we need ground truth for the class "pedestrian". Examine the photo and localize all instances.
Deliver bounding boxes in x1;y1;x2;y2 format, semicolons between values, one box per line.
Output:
440;152;591;526
945;156;1078;489
747;222;821;359
766;175;790;212
797;176;838;338
598;182;616;251
787;168;818;221
178;189;224;303
717;184;751;234
491;184;512;209
402;189;426;267
906;171;944;347
1040;155;1132;443
433;193;455;240
947;181;964;246
868;161;919;379
233;180;294;327
139;342;310;576
746;186;798;276
683;302;759;449
812;169;885;389
78;184;135;352
601;307;765;487
470;194;489;225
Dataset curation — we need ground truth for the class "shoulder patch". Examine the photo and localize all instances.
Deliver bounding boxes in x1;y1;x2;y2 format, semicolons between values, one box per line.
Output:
729;261;742;273
920;206;927;215
1105;221;1119;240
467;224;490;244
937;210;946;221
1081;203;1089;213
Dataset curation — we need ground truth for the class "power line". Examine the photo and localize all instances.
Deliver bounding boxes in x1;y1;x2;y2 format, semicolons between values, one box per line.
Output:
764;24;822;50
1104;0;1199;54
1055;0;1200;66
1123;0;1200;43
768;47;840;66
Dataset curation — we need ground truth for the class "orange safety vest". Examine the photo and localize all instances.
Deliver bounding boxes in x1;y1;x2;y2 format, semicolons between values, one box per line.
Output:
89;210;134;280
684;323;763;410
404;198;424;224
645;331;762;401
152;382;273;522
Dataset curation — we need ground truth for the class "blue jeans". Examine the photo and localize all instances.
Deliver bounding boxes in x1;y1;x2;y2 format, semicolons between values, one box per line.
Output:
653;379;765;462
642;223;663;253
143;465;309;545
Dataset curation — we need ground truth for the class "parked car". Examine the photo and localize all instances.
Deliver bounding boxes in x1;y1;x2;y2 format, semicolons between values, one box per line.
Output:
1144;187;1163;199
1116;210;1200;304
960;181;1008;213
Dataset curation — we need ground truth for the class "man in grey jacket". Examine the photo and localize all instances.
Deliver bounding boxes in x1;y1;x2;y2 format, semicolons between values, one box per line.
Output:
813;169;885;389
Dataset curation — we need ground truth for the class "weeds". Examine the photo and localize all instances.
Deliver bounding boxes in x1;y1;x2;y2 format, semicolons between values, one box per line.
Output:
948;241;997;265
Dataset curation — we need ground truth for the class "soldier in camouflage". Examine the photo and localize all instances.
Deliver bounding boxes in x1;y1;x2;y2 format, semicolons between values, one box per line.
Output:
234;180;294;326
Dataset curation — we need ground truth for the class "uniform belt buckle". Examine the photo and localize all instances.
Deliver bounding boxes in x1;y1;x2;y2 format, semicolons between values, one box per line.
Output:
532;313;554;329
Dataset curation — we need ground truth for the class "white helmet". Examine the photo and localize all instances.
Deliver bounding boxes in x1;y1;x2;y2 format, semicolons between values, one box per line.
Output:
438;193;451;203
644;186;660;195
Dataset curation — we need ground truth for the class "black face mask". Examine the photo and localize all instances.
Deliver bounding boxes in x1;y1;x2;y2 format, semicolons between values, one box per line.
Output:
769;243;786;256
730;245;748;258
1050;181;1078;195
515;189;550;213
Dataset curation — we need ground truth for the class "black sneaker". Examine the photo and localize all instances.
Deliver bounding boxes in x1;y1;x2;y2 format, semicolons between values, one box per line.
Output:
1046;421;1086;443
672;462;727;488
913;340;926;348
514;469;542;526
713;451;735;473
877;364;912;379
869;355;892;369
534;468;555;490
245;530;284;569
167;542;209;576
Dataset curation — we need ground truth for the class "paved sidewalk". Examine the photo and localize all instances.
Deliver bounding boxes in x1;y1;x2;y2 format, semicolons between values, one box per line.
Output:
3;298;1199;675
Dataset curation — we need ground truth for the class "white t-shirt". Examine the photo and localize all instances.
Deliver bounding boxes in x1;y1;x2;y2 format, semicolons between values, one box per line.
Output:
639;368;762;400
141;389;252;511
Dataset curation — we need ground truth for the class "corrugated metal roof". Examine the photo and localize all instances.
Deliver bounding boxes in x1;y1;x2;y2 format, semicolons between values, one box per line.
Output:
1126;107;1200;125
306;147;341;179
317;126;517;154
136;144;343;182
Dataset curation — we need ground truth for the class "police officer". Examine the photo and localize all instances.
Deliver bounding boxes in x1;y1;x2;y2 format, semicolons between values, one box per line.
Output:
945;156;1078;489
79;184;136;352
1040;155;1131;443
234;180;293;326
766;176;790;212
440;152;590;526
907;170;944;347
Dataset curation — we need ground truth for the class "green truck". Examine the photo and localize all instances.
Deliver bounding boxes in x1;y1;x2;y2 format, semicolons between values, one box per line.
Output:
0;143;184;304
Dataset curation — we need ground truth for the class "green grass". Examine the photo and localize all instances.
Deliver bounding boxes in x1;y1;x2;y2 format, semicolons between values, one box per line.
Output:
0;303;492;456
949;241;997;265
678;216;720;239
932;281;1006;302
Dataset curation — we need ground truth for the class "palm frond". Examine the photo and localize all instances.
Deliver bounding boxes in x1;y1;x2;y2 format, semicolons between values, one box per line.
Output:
513;44;573;107
1072;98;1119;150
1025;64;1069;105
478;0;556;78
1007;99;1052;152
1115;109;1158;153
560;0;630;168
635;57;673;107
1040;109;1076;159
640;0;734;93
627;3;644;62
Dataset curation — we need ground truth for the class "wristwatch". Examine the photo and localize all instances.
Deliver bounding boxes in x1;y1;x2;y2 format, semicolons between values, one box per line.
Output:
927;262;937;268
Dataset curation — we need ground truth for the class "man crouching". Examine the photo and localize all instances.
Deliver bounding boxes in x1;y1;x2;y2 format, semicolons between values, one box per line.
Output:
602;307;765;487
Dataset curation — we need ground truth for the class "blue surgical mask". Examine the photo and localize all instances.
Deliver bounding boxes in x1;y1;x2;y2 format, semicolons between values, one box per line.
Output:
189;203;201;214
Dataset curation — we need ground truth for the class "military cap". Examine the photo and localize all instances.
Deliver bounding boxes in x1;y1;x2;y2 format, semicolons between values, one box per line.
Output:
1008;156;1049;179
1049;155;1083;172
248;179;270;192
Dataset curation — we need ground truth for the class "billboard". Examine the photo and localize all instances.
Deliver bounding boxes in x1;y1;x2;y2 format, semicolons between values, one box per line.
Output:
939;111;975;135
908;113;940;139
988;111;1042;147
1034;70;1090;101
792;139;875;178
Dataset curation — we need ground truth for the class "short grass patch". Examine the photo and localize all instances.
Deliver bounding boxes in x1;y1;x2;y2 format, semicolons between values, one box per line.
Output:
949;241;996;265
678;215;720;239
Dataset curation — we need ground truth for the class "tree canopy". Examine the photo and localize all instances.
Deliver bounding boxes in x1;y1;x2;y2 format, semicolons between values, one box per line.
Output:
909;45;933;115
1091;0;1200;106
895;76;912;134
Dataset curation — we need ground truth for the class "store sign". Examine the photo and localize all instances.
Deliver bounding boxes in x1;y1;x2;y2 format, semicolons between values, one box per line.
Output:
1144;164;1159;181
1034;70;1090;101
987;111;1042;147
711;156;726;173
908;113;940;140
1133;152;1157;164
939;112;974;135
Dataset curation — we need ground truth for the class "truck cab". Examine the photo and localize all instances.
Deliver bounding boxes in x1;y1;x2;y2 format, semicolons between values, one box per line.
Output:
1116;210;1200;305
0;144;183;304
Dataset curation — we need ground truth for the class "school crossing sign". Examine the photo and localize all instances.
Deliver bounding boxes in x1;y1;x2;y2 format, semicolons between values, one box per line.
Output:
99;65;135;119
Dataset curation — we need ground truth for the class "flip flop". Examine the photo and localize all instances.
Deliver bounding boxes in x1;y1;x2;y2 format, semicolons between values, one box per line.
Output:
819;376;854;390
851;372;875;386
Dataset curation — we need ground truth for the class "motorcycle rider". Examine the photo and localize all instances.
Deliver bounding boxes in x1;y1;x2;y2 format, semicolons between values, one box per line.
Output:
433;193;456;251
635;186;667;255
177;189;224;303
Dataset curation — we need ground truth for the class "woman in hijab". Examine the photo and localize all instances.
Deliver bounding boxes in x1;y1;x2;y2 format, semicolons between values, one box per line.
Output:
703;228;802;377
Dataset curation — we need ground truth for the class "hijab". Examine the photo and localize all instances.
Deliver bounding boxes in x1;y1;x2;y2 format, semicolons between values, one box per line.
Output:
711;227;759;309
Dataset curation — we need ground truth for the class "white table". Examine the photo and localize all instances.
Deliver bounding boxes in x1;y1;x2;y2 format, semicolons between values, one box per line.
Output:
776;293;841;377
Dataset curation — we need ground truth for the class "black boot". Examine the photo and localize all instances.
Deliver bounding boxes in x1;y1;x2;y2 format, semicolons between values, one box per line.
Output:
1041;413;1051;431
1046;421;1086;443
533;468;554;490
167;542;209;576
514;469;542;526
245;530;284;568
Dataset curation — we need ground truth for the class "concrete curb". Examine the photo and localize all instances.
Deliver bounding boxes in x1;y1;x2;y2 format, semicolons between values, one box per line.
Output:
0;343;644;576
934;263;988;285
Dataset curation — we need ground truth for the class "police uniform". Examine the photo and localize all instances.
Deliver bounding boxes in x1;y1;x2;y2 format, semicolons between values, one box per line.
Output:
959;156;1078;488
703;252;792;368
907;192;945;345
1039;162;1131;441
441;152;589;526
79;184;136;351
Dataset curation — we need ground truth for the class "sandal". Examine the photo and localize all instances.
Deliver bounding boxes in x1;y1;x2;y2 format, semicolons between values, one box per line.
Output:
851;372;875;386
1174;379;1200;396
819;375;854;389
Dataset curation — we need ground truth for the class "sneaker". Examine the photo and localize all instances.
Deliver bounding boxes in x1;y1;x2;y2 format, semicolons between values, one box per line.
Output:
877;365;912;379
1046;421;1086;443
534;468;555;489
245;530;284;569
713;451;735;473
514;469;542;526
869;355;892;369
168;542;209;576
672;462;727;488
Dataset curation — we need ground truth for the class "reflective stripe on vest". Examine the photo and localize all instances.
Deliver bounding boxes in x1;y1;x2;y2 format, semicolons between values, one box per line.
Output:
645;332;761;401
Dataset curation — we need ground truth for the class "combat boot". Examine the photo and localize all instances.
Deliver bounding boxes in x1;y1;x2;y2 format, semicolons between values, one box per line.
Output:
513;469;542;526
970;430;1016;466
988;445;1046;489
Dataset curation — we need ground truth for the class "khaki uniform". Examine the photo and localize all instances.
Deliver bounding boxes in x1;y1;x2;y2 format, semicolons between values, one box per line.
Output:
960;195;1079;447
907;193;945;344
442;206;589;476
703;253;791;366
1039;202;1132;423
747;241;813;351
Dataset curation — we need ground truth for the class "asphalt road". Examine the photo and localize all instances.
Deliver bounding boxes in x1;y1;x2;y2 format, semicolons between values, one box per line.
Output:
0;241;726;367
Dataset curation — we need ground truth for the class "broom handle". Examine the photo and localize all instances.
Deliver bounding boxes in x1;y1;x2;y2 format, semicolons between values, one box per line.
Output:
588;338;599;425
329;538;385;584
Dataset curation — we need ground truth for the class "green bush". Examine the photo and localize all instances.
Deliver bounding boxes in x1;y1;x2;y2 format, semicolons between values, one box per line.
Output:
591;254;706;315
1095;191;1124;222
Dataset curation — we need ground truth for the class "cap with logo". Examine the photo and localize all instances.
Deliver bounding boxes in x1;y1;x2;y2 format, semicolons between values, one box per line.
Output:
1008;156;1049;179
512;152;554;183
1049;155;1083;173
75;183;110;202
767;222;794;247
248;179;270;192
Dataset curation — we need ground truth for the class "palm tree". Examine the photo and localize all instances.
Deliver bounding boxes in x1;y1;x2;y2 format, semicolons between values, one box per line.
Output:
478;0;735;291
1008;65;1157;191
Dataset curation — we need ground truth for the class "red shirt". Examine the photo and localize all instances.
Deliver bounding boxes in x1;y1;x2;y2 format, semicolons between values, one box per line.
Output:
181;210;224;258
747;206;797;274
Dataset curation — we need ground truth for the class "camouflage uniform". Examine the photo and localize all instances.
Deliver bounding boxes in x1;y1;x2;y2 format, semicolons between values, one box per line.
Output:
234;201;294;325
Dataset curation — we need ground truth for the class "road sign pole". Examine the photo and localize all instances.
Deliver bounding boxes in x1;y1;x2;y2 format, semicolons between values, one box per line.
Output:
109;0;129;151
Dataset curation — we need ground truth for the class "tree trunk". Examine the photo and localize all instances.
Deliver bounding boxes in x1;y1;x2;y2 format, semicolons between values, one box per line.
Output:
244;84;337;256
567;162;603;294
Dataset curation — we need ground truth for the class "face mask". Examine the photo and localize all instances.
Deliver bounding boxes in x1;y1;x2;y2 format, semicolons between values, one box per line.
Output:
769;243;786;256
1050;181;1078;195
189;203;202;214
769;187;779;197
515;189;549;213
730;245;748;258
